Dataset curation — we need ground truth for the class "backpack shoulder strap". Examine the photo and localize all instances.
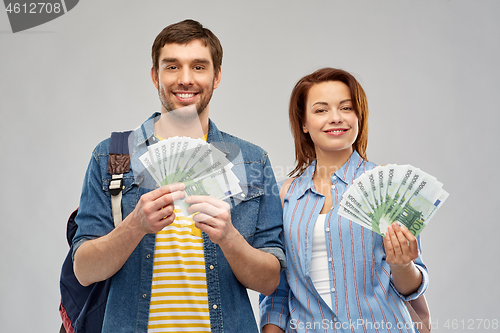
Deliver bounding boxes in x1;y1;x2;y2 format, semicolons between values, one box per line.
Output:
279;178;295;208
108;131;133;227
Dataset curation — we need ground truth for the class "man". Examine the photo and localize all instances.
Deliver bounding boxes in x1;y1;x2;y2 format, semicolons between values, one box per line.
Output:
73;19;285;332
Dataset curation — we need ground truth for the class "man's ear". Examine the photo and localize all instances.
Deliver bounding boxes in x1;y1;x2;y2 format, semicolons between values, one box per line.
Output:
151;67;159;90
213;69;222;90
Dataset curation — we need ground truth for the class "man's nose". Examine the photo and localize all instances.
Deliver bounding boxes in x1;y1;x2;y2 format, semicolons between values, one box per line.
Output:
178;68;194;86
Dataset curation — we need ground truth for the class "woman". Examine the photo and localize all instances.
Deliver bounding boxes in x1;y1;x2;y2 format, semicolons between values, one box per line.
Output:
260;68;428;333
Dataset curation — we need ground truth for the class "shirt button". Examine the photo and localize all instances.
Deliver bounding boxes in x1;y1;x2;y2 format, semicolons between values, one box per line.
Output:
146;254;151;259
142;294;147;298
328;257;332;262
331;185;336;190
332;176;337;180
325;228;330;232
209;265;214;270
241;193;246;198
212;304;218;309
331;288;336;292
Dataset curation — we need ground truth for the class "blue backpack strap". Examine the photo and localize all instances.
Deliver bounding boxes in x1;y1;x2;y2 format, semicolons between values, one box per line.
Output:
108;131;133;226
60;131;132;333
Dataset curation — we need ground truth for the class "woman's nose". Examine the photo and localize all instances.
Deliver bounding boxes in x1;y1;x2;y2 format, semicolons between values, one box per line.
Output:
328;109;343;123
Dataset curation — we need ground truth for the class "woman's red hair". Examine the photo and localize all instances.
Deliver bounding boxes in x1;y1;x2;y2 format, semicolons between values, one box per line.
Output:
288;68;369;177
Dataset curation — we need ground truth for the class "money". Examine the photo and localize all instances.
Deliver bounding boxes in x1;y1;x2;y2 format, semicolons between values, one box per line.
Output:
139;136;242;217
338;165;448;237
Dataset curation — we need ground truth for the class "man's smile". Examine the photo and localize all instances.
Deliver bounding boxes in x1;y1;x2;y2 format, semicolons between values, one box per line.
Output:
173;92;198;102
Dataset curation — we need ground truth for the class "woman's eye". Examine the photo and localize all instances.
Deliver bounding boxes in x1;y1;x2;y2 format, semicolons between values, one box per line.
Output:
315;109;327;113
341;106;353;111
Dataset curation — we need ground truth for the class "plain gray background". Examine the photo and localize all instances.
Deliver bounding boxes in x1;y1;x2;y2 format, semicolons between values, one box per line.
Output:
1;0;499;331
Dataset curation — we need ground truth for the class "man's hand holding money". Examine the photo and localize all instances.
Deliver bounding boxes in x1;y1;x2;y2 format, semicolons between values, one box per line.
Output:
74;182;186;286
185;195;234;244
185;194;281;295
129;183;187;235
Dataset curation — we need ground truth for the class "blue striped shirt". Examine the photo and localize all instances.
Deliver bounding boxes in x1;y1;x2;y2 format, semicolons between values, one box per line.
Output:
260;151;428;333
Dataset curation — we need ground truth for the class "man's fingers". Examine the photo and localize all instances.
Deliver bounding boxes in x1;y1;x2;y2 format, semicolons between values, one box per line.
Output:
193;213;215;223
154;188;186;210
149;182;186;200
160;210;176;225
187;202;221;217
195;220;213;233
185;195;229;210
146;203;174;223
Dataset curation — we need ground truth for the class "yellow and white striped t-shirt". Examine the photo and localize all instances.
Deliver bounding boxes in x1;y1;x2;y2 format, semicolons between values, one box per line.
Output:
147;208;210;332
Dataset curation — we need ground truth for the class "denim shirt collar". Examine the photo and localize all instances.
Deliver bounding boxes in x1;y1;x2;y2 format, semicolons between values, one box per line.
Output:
135;112;230;155
134;112;159;147
295;150;364;200
206;119;230;155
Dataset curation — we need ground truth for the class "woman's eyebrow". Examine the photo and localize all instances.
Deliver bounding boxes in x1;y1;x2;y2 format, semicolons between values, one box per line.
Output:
312;101;329;106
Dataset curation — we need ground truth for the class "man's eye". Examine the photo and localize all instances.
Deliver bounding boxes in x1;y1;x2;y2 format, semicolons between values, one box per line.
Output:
194;66;204;70
166;66;178;70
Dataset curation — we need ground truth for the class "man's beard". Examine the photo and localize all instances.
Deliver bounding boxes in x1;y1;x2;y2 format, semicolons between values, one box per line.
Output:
158;85;214;121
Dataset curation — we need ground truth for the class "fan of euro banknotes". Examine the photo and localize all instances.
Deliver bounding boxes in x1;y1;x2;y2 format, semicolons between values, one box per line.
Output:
338;165;448;237
139;136;242;216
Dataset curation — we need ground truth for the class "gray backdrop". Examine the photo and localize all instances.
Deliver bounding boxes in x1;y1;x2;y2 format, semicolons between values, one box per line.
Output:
1;0;499;331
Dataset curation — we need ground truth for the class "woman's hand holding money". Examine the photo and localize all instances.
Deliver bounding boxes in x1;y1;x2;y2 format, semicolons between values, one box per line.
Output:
383;223;423;296
384;223;419;267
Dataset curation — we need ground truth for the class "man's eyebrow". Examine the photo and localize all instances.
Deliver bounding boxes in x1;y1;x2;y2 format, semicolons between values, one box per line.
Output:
192;58;211;65
161;57;178;64
160;58;211;65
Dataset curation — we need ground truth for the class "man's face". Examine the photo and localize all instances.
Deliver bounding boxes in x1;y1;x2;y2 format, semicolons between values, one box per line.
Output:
152;40;221;119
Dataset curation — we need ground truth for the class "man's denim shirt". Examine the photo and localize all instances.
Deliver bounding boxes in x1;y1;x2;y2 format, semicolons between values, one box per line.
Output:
73;113;285;333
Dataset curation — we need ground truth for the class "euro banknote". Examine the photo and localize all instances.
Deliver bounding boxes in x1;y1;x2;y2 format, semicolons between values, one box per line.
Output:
139;136;242;216
338;165;448;237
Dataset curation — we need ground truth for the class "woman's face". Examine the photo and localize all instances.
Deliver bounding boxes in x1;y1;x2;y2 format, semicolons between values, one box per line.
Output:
302;81;359;156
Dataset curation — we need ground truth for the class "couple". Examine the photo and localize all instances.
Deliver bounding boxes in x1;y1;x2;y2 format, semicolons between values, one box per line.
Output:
72;19;428;333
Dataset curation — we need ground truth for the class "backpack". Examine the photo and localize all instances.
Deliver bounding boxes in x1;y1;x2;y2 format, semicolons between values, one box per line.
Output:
59;131;132;333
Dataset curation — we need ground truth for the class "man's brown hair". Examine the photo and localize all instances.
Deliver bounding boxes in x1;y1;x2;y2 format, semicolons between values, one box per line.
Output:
151;19;223;76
